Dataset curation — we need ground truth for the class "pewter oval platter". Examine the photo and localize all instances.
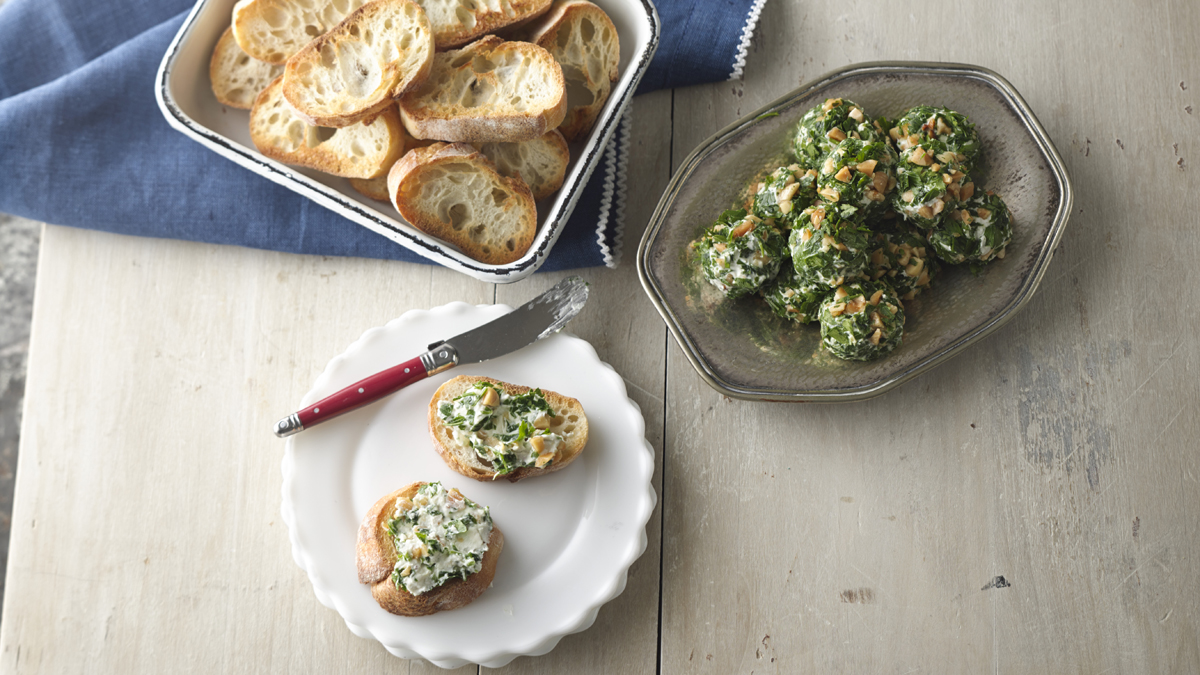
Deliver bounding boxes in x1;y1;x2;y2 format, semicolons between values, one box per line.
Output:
637;62;1072;402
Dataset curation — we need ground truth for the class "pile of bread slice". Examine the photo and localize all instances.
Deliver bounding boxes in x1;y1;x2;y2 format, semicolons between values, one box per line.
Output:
210;0;622;265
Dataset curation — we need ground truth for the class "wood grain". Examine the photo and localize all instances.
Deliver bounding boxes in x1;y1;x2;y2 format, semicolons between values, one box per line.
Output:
662;0;1200;673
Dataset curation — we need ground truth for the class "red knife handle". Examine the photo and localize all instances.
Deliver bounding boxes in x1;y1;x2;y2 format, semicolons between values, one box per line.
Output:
274;343;458;437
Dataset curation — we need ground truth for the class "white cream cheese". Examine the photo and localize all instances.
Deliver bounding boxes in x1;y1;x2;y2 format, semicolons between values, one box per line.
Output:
389;482;493;596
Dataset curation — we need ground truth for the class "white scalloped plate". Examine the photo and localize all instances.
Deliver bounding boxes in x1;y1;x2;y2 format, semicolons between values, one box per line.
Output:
281;302;656;668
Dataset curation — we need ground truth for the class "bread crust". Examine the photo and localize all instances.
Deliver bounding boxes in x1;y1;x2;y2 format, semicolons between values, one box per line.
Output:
428;375;588;483
356;482;503;616
388;143;537;264
282;0;435;128
526;0;620;141
399;37;567;143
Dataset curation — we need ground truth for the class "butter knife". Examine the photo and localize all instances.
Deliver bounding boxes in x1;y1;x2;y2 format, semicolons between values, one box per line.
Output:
273;276;589;437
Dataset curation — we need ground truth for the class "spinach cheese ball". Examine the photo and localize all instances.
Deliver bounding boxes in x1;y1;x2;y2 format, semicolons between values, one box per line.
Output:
815;138;898;221
928;190;1013;265
697;209;787;298
818;280;905;361
752;164;818;227
890;105;981;171
867;222;940;300
789;204;872;288
762;259;828;324
890;157;973;229
793;98;884;170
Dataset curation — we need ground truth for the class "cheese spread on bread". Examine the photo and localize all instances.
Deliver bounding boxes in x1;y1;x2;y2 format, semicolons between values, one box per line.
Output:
387;482;493;596
438;381;564;476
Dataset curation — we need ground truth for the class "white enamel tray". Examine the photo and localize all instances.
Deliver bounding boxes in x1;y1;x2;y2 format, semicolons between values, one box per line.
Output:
280;302;656;668
156;0;660;283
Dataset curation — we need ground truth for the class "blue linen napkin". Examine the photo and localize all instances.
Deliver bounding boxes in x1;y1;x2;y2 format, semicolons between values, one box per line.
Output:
0;0;766;271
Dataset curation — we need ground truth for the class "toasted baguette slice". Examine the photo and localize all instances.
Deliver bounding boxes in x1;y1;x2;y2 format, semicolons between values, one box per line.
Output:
428;375;588;482
232;0;369;64
388;143;536;263
526;0;620;141
419;0;552;49
349;129;439;199
399;36;566;143
356;482;504;616
282;0;434;128
210;27;284;109
251;77;406;178
474;130;569;201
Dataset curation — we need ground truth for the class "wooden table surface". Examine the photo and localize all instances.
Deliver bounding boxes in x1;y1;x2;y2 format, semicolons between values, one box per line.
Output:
4;0;1199;672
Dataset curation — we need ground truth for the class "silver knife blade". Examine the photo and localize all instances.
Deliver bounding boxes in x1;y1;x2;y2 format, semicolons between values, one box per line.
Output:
430;276;589;366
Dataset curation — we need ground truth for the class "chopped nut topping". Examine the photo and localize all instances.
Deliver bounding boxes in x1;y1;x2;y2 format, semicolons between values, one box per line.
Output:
746;214;762;224
714;242;726;252
827;127;847;142
958;209;973;224
866;188;885;202
822;157;837;174
809;207;826;226
822;98;842;112
955;153;967;163
960;182;976;200
787;163;801;173
848;107;864;122
918;205;934;220
835;166;853;183
846;296;867;314
887;176;897;191
869;328;882;345
834;286;849;300
870;250;887;266
731;220;756;237
820;234;837;251
481;388;500;408
909;147;931;166
930;163;941;173
529;435;545;453
805;169;818;180
800;227;813;243
533;415;550;429
835;242;848;252
942;173;954;184
889;127;902;141
917;271;930;286
857;159;878;174
778;199;793;214
818;186;841;202
935;118;952;136
933;199;945;215
783;174;796;187
977;208;992;219
869;289;884;305
870;171;888;194
936;151;956;164
902;190;915;203
905;257;925;277
778;182;800;202
870;311;884;329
